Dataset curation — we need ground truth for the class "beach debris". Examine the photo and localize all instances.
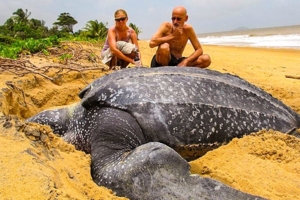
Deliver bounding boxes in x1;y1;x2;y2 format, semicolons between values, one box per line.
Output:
0;58;107;85
0;41;109;84
285;75;300;80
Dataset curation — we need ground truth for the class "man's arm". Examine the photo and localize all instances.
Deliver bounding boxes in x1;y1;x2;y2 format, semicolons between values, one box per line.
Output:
149;22;174;48
189;26;203;56
178;26;203;66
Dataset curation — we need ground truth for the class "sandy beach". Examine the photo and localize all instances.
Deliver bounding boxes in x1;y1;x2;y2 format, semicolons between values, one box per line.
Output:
0;40;300;200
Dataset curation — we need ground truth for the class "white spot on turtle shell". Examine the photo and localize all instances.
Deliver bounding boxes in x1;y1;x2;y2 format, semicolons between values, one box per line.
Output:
214;185;221;190
188;116;194;122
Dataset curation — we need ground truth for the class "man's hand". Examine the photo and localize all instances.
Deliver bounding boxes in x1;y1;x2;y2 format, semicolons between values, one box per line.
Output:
177;59;188;67
172;25;183;37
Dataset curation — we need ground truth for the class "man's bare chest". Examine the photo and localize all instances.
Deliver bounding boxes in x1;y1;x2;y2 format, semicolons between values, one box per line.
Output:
169;36;188;51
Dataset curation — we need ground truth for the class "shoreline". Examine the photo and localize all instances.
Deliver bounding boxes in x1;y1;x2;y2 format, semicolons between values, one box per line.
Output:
202;44;300;51
196;25;300;49
202;44;300;50
142;40;300;50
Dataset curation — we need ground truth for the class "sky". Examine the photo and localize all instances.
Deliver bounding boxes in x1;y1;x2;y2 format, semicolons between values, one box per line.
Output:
0;0;299;40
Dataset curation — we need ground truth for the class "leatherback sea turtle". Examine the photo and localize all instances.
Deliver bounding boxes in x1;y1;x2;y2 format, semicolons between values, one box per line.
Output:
27;67;300;200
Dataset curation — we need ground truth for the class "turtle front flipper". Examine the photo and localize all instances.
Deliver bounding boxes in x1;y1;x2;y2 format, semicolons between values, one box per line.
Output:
89;108;266;200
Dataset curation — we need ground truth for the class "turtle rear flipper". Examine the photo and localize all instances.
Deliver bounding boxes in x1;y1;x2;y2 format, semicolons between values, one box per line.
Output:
88;107;265;200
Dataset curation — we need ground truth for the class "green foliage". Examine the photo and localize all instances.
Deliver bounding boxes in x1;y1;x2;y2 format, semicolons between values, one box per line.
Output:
42;49;50;56
53;12;78;33
82;20;108;39
0;34;16;45
58;53;72;64
1;8;50;39
0;45;22;59
129;23;142;39
0;36;60;59
59;34;106;45
0;8;143;42
12;8;31;24
0;8;142;59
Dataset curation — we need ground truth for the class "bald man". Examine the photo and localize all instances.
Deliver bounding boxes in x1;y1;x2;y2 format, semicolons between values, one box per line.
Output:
149;6;211;68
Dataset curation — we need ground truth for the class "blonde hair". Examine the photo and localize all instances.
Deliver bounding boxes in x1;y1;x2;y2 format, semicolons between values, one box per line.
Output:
114;9;128;18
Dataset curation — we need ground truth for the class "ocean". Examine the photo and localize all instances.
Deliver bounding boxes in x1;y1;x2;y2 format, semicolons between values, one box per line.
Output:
197;25;300;49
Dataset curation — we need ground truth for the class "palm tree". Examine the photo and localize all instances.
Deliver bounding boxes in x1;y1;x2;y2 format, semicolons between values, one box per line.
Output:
129;23;142;40
1;8;48;39
9;9;32;39
12;8;31;24
83;20;108;39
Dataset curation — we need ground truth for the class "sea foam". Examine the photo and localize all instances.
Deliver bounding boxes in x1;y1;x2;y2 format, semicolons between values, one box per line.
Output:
197;25;300;49
198;34;300;49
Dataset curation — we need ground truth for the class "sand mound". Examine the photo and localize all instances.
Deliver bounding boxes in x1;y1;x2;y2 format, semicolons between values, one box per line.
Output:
190;130;300;200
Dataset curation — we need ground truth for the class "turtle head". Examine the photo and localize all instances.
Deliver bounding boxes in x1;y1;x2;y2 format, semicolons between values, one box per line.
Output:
26;103;78;136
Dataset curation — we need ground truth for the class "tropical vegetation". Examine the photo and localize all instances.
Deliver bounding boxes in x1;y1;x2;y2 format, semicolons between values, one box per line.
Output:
129;23;142;40
0;8;142;59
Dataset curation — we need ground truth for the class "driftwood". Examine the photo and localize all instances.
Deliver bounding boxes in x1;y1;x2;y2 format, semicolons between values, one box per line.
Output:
34;41;101;64
0;58;107;85
0;42;108;85
285;75;300;80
